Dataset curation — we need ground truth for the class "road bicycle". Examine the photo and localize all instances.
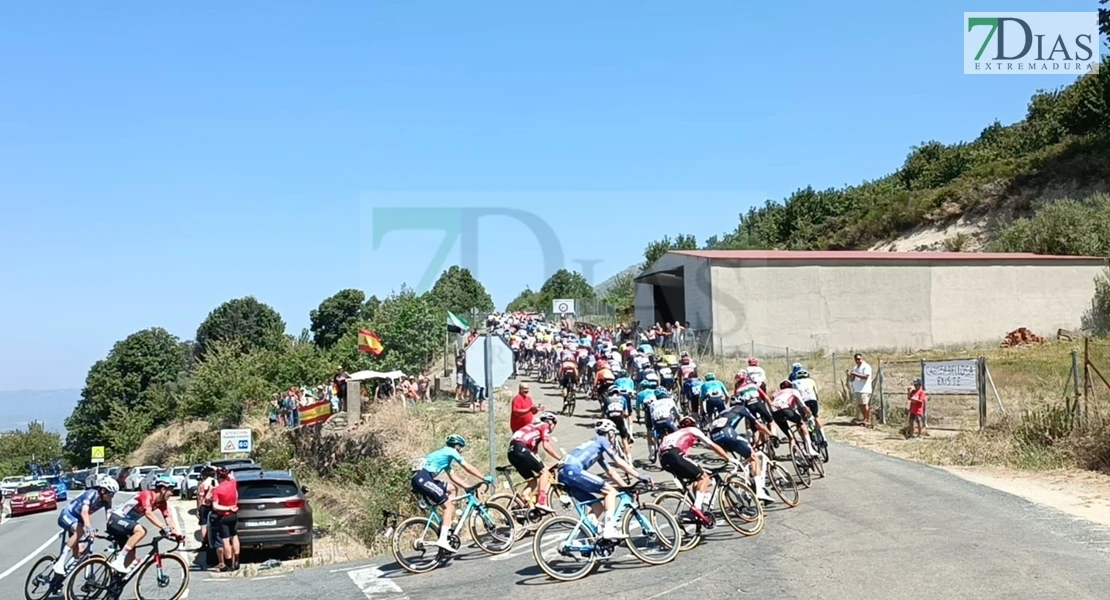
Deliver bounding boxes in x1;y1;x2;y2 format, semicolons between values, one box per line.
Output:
488;465;573;539
807;415;830;463
24;533;116;600
561;377;577;417
386;482;516;575
652;462;764;551
530;479;680;582
65;533;189;600
786;419;825;486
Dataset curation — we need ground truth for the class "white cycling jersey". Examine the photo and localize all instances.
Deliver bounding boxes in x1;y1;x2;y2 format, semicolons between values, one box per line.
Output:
650;397;678;421
746;366;767;385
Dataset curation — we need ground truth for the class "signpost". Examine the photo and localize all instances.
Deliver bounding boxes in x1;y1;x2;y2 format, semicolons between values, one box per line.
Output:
220;429;253;454
464;327;515;475
551;298;575;315
90;446;105;465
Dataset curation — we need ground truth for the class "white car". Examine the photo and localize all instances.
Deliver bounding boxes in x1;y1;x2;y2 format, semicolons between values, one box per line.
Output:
125;466;160;491
1;476;28;497
139;468;168;492
168;466;189;494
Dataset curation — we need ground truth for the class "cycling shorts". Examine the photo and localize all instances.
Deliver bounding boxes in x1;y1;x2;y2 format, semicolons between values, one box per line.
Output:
609;416;631;441
560;371;577;388
58;511;79;534
704;396;727;417
198;505;211;526
804;399;819;417
106;514;138;547
772;407;803;437
507;442;544;480
558;463;606;504
710;430;753;459
411;470;448;506
653;419;677;441
659;448;703;482
747;401;774;429
216;512;239;540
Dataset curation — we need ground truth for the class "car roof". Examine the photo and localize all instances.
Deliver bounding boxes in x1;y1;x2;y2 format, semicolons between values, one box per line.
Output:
234;470;298;483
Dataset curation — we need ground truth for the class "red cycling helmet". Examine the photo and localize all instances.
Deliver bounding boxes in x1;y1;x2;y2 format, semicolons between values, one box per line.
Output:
747;357;759;366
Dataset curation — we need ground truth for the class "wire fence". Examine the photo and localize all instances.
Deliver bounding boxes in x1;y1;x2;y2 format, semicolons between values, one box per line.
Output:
574;298;621;329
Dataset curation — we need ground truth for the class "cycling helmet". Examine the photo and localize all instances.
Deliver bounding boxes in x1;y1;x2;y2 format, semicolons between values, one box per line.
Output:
538;411;558;425
680;351;689;358
153;474;177;490
654;388;672;399
704;373;716;381
446;434;468;448
791;362;803;372
779;379;793;390
644;378;658;388
95;475;119;495
595;419;618;436
748;357;759;366
734;370;747;382
614;368;627;378
796;369;810;378
678;416;696;428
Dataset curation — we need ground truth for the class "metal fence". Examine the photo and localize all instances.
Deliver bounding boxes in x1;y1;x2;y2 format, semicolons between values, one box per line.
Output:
574;298;620;329
874;357;991;431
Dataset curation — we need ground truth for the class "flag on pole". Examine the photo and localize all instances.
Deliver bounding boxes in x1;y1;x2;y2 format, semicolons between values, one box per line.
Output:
446;312;470;333
358;329;384;355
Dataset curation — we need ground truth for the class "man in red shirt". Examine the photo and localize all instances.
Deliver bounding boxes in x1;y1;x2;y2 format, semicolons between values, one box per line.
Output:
510;383;539;432
210;468;240;572
907;379;928;438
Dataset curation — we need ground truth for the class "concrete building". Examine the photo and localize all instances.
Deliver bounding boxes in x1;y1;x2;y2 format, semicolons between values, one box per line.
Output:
634;250;1106;353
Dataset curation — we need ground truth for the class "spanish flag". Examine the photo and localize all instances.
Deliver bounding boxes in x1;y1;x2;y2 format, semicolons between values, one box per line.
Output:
358;329;384;356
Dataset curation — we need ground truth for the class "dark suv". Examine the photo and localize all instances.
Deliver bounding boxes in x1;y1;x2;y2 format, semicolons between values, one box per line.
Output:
233;471;313;557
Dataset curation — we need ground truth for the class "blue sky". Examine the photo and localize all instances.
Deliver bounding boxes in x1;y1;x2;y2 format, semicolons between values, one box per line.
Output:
0;1;1100;391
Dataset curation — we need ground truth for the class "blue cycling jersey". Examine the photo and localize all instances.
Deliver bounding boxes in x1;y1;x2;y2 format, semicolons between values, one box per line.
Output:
566;437;615;470
421;447;464;476
62;489;111;519
700;380;728;398
613;378;636;393
635;389;656;408
683;378;703;399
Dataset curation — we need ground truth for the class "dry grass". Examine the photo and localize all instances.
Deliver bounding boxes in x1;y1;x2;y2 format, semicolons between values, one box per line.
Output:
127;420;213;466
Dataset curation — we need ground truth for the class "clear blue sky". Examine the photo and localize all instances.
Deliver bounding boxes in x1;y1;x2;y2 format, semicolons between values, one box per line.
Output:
0;1;1098;390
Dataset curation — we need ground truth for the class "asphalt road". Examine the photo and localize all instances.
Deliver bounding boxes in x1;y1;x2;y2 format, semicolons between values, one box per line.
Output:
6;376;1110;599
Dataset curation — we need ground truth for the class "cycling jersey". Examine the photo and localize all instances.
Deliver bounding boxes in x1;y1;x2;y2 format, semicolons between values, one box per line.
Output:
605;394;630;418
770;388;804;411
565;437;616;470
110;490;169;521
683;378;703;400
613;378;636;394
679;363;698;379
595;368;614;383
560;360;579;375
421;447;465;476
649;396;678;422
746;366;767;385
710;405;759;435
511;422;552;453
794;378;818;402
736;382;763;405
700;380;728;398
658;427;710;454
635;389;656;409
62;489;111;520
657;365;675;380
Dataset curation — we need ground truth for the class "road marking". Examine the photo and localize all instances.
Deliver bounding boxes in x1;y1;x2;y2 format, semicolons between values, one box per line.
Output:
0;534;57;582
489;533;558;561
348;564;404;599
253;575;286;581
330;564;369;573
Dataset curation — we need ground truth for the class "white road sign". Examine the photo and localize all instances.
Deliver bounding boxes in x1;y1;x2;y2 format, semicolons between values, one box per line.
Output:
465;334;515;391
552;298;575;315
220;428;253;454
922;359;979;394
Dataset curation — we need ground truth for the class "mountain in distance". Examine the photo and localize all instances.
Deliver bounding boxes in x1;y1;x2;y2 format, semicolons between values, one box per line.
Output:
0;389;79;437
593;263;642;297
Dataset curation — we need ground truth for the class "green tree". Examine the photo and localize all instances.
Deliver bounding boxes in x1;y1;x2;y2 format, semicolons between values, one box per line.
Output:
536;269;595;313
602;271;636;320
426;266;494;317
333;286;441;376
989;195;1110;256
182;341;270;428
64;328;188;465
643;234;698;267
363;294;382;321
310;289;371;349
195;296;286;360
0;422;64;478
1101;1;1108;44
506;287;540;312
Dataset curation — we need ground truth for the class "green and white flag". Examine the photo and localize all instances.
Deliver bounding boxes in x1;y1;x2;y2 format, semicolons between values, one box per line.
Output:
447;312;470;333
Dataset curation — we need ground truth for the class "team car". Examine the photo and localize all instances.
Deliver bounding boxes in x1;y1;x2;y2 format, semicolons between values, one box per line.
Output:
9;480;58;516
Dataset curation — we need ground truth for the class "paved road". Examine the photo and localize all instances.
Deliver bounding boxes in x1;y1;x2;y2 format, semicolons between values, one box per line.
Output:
7;376;1110;599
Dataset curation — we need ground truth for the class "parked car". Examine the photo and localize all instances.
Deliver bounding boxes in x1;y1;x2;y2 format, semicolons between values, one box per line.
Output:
1;476;27;497
226;464;263;477
209;458;255;469
125;466;160;491
84;466;113;489
139;468;168;492
9;480;58;516
168;466;189;495
230;471;313;557
116;466;134;489
42;475;68;501
181;465;205;500
66;471;87;491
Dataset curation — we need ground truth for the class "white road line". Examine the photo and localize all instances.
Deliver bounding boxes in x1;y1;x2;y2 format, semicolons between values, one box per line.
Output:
0;534;58;582
330;564;368;573
348;564;405;599
252;574;286;581
489;534;558;561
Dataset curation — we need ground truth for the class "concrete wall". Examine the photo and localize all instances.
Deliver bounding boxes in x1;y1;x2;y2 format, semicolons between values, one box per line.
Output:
710;259;1105;353
634;282;655;327
684;256;713;331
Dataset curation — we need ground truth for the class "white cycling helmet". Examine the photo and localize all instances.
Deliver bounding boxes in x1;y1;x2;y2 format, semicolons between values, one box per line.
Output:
595;419;619;436
95;475;119;495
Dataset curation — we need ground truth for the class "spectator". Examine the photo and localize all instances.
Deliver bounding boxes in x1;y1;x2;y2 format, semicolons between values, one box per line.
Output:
907;378;928;438
418;372;431;402
197;466;217;550
210;467;240;572
268;394;280;426
333;367;350;410
847;353;874;427
510;383;538;432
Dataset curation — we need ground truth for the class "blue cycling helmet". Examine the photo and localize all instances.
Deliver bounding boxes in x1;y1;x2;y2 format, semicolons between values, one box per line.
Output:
654;389;671;399
446;434;467;448
704;373;716;381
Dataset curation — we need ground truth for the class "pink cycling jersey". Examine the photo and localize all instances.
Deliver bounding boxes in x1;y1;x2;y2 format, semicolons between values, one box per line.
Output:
770;388;803;411
510;421;552;453
658;428;705;454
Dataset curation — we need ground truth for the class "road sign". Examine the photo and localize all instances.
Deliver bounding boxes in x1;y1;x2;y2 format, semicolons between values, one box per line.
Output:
465;334;514;391
551;299;575;315
220;429;253;454
91;446;105;464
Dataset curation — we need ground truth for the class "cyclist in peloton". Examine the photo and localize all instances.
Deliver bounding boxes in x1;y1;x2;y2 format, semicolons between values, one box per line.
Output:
556;419;647;540
411;434;495;552
678;351;698;381
735;371;774;448
106;475;183;573
559;354;579;402
746;357;767;393
52;475;118;575
507;412;564;514
648;388;681;460
709;399;775;503
603;386;634;458
699;373;729;422
658;416;740;527
612;368;636;399
636;378;657;429
769;380;820;458
792;368;823;430
682;375;703;419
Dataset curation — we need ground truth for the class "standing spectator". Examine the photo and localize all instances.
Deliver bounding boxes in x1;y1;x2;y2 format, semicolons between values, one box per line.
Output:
268;394;280;426
455;352;466;402
196;466;217;550
210;467;240;572
673;321;686;351
907;378;928;438
847;353;874;427
418;372;431;402
333;367;350;410
510;383;538;432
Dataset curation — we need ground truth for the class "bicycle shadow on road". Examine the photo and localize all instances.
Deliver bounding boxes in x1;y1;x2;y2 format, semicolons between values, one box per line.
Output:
512;557;652;585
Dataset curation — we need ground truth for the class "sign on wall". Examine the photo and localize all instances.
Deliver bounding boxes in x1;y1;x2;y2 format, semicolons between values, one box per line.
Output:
922;359;979;394
551;299;575;315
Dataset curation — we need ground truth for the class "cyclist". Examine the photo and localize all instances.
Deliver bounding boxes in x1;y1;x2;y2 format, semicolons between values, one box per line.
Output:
613;369;636;399
658;416;739;527
52;475;118;575
793;369;822;429
678;352;698;381
508;412;564;513
636;378;657;429
106;474;183;573
682;375;703;418
735;371;774;447
649;388;681;452
709;399;775;503
769;380;819;458
657;359;677;392
788;362;804;382
559;354;579;402
603;386;633;458
746;357;767;392
556;419;647;540
411;434;495;553
593;360;615;400
699;373;729;422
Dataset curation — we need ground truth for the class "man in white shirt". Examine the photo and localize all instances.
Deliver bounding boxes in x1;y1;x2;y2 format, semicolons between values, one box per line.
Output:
847;353;874;426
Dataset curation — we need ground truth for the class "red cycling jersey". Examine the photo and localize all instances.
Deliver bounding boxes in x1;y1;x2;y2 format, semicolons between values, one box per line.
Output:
110;490;169;521
658;427;708;454
510;421;552;453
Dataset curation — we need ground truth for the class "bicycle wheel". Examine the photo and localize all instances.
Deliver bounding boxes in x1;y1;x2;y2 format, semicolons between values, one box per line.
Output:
651;491;701;551
790;447;812;488
488;492;532;540
134;552;189;600
392;516;445;574
622;503;681;565
64;556;113;600
767;463;800;507
719;477;764;536
818;432;830;463
532;516;597;582
467;502;516;555
24;555;59;600
810;451;825;478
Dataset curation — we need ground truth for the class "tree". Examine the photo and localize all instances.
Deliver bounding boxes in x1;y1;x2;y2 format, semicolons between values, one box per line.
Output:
64;327;188;465
643;234;698;267
426;266;494;317
506;288;540;312
333;286;441;377
0;422;64;478
182;341;270;428
539;269;594;303
195;296;286;360
602;271;636;320
1101;1;1108;44
311;289;370;349
363;294;382;322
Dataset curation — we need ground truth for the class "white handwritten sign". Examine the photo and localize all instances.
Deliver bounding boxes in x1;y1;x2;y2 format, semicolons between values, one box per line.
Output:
922;359;978;394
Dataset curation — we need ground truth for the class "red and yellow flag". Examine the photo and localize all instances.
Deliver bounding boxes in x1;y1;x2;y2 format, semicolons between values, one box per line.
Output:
299;399;333;427
358;329;384;356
